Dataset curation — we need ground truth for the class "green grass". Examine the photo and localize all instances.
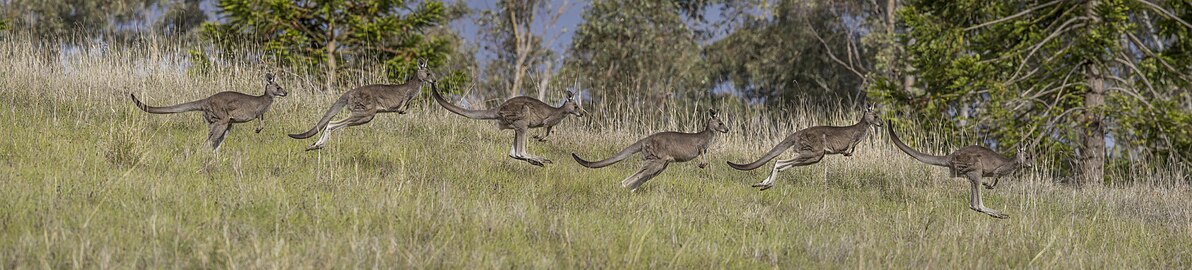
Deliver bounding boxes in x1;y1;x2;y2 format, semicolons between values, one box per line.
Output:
0;37;1190;269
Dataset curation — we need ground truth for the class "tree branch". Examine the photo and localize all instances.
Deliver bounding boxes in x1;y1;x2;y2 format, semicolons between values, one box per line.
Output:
965;0;1061;31
1125;32;1192;81
806;18;866;82
1136;0;1192;30
1009;17;1084;82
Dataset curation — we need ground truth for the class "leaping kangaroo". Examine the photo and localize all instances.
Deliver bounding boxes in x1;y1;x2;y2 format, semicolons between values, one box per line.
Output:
430;83;586;167
289;59;436;151
727;104;882;190
572;110;730;191
130;73;287;152
887;120;1030;219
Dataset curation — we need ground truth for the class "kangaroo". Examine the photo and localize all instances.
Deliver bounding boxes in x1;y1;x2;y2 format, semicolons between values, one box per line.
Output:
887;120;1031;219
727;104;882;191
430;83;586;167
130;73;287;152
572;110;730;191
290;59;436;151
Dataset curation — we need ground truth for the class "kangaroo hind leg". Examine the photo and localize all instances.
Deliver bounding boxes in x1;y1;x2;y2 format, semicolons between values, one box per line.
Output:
752;149;824;191
307;112;375;151
207;121;231;153
966;172;1009;219
511;127;550;166
622;159;671;192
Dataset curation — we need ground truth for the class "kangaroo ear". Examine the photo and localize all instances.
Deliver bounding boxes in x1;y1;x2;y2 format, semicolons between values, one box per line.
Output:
265;73;274;82
418;58;428;68
566;90;575;98
709;109;718;117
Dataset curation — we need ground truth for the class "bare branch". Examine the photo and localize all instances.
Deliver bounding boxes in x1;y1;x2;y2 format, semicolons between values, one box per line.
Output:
1112;55;1159;97
1136;0;1192;30
1009;17;1085;82
1125;32;1192;81
1107;86;1155;108
806;18;866;82
965;0;1061;31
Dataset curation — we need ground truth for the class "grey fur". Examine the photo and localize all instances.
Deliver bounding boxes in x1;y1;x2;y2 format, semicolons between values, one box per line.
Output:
573;110;729;191
728;104;882;191
130;73;286;152
431;82;586;167
888;120;1031;219
290;59;436;151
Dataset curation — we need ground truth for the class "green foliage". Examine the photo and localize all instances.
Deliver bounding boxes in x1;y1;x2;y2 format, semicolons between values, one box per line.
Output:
202;0;470;92
705;0;873;106
562;0;709;103
876;0;1191;173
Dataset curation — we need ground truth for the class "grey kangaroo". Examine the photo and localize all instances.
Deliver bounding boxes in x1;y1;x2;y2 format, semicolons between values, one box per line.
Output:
727;104;882;190
430;83;586;167
572;110;730;191
887;120;1030;219
290;59;436;151
130;73;287;152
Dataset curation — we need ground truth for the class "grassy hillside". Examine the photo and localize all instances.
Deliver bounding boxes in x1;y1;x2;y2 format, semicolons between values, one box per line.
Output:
1;38;1189;268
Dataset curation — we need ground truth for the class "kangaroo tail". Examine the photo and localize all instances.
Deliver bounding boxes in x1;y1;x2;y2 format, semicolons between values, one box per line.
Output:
430;83;497;119
727;138;796;171
289;95;348;139
887;120;950;167
572;141;643;169
130;94;203;114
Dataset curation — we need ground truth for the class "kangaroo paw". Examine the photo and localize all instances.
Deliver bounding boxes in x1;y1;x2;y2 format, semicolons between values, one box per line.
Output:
751;183;773;191
983;183;996;189
255;128;264;133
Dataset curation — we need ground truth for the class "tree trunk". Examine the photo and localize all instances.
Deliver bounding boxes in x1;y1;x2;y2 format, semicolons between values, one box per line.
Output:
1081;63;1106;186
325;20;338;93
510;6;529;99
326;39;337;93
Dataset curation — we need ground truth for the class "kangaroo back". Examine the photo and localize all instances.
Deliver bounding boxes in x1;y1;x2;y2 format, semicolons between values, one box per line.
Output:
130;94;204;114
887;120;950;167
728;139;795;170
430;83;498;119
289;95;349;139
572;141;643;168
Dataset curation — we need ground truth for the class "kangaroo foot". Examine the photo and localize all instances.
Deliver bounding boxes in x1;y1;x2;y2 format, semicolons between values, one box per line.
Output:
971;206;1009;219
524;159;545;167
983;183;996;189
255;127;263;133
751;183;773;191
397;110;407;114
510;155;546;167
532;135;547;142
305;144;324;151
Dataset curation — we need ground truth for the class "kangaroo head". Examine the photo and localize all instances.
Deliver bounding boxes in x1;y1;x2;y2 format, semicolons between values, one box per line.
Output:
1015;146;1033;168
562;90;586;117
415;58;436;84
861;103;881;127
263;73;287;97
707;109;729;133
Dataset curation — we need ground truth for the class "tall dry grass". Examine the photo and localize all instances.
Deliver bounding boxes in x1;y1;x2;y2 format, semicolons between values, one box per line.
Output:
0;34;1189;268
